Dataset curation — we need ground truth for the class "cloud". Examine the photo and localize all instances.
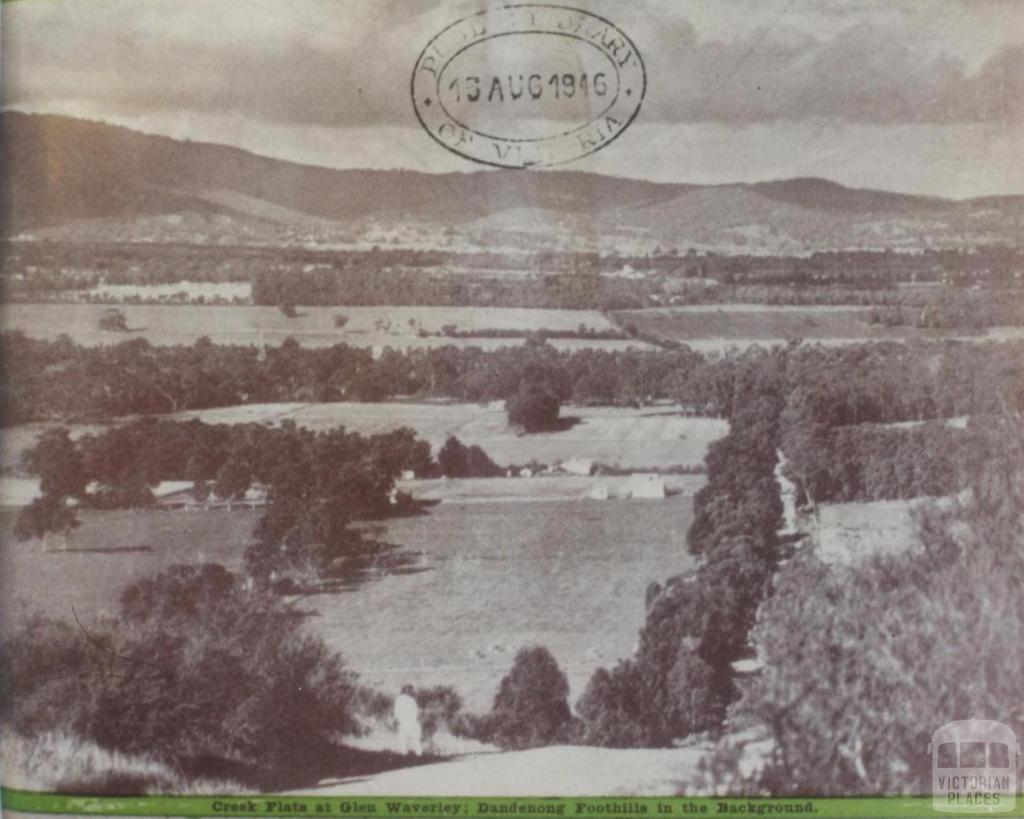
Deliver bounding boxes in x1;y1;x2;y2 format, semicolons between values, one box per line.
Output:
3;0;1023;128
635;18;1024;125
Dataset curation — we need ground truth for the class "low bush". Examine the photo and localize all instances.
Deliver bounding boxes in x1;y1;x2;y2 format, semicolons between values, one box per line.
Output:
4;564;364;785
409;685;465;739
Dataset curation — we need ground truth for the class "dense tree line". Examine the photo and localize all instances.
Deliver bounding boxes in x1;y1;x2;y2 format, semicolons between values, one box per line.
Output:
779;341;1024;426
775;341;1024;504
251;268;658;311
781;421;975;505
251;269;1024;320
0;332;712;425
8;240;1022;294
12;331;1022;432
247;248;1024;309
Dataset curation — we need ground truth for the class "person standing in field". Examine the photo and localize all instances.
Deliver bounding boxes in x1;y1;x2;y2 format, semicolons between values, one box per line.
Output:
394;686;423;756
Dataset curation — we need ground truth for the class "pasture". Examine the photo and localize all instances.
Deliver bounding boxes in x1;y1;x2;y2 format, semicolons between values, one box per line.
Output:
0;493;697;711
169;402;729;470
612;304;1024;352
0;507;258;628
615;305;890;343
809;498;937;567
4;303;649;352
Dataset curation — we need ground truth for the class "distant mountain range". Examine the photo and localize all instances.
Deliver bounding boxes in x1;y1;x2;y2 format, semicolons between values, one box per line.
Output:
2;112;1022;252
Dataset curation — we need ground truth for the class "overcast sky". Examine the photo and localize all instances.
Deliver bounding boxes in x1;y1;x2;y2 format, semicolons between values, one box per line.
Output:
4;0;1023;197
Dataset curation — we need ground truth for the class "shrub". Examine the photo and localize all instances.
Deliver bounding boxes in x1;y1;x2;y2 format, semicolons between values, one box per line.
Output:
4;564;362;784
98;308;128;332
409;685;464;739
477;646;576;749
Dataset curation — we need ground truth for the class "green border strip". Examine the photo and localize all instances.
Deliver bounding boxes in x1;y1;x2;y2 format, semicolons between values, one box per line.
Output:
2;790;1016;819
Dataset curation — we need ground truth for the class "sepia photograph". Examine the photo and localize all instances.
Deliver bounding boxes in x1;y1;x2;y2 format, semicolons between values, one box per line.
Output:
0;1;1022;816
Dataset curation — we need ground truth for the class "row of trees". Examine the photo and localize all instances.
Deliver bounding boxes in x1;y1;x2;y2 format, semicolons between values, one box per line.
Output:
251;268;659;311
0;332;712;425
9;238;1024;300
9;331;1024;431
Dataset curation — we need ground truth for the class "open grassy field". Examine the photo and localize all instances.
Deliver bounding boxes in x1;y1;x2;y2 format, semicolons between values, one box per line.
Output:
170;402;729;470
615;305;879;340
807;498;945;566
1;492;697;711
0;507;258;627
3;303;650;352
612;304;1024;352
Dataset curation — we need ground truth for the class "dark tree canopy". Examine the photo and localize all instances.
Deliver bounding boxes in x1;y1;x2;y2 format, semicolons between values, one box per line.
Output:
97;308;129;332
506;385;561;432
479;646;575;750
437;436;502;478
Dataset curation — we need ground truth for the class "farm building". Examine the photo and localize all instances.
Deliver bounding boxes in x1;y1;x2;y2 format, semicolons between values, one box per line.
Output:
623;473;666;499
559;457;595;476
